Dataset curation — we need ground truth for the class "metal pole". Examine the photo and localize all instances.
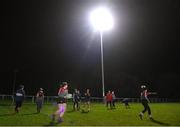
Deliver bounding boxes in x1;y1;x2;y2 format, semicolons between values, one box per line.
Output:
100;31;105;97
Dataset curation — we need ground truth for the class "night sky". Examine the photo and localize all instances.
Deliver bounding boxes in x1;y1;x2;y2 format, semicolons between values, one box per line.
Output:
1;0;180;98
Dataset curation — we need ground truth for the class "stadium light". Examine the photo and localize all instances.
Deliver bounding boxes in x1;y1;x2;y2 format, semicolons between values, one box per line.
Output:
90;7;113;32
90;7;114;97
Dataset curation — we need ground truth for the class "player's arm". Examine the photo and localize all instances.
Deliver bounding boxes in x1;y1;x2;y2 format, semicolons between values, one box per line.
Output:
64;90;68;98
140;92;143;96
58;88;61;96
144;90;150;103
35;92;38;101
148;92;157;95
42;92;44;98
23;90;25;101
73;93;75;101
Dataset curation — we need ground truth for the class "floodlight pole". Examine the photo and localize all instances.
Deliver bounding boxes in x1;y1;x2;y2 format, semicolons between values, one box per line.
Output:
100;31;105;97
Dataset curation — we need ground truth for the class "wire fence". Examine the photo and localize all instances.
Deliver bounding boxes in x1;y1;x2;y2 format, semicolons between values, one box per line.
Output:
0;94;180;104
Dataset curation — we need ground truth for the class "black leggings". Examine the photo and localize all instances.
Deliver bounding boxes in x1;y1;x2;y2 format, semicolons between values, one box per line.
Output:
73;101;79;110
112;100;116;107
106;101;112;108
141;99;151;115
15;101;22;112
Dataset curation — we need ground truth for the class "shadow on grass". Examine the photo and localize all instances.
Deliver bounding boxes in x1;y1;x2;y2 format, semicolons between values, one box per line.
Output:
0;112;38;117
66;109;75;113
0;112;40;117
0;113;15;117
81;110;89;114
0;104;12;106
150;118;170;126
43;121;59;126
20;112;38;116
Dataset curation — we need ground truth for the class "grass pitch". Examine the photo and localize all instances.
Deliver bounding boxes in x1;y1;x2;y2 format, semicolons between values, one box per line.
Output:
0;101;180;126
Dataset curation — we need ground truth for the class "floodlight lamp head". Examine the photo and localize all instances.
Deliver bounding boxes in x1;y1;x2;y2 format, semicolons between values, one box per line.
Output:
90;7;114;32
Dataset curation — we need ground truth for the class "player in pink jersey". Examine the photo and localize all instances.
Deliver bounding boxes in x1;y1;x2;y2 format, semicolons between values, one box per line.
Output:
51;82;68;123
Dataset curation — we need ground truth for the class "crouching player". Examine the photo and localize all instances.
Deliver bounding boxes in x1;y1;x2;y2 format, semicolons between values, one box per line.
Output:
122;98;130;109
51;82;68;123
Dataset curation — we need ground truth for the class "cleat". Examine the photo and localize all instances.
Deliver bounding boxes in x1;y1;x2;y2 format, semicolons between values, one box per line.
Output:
149;115;153;120
50;114;55;121
57;117;63;123
139;114;143;120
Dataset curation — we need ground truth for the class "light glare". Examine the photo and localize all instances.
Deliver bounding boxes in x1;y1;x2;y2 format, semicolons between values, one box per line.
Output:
90;7;114;31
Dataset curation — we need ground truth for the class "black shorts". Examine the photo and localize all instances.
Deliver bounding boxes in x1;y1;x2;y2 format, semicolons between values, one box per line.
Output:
125;102;129;105
73;100;79;103
84;98;90;102
57;97;66;104
15;101;23;107
141;99;148;103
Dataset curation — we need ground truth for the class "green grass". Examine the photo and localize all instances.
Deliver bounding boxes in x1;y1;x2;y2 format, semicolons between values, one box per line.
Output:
0;101;180;126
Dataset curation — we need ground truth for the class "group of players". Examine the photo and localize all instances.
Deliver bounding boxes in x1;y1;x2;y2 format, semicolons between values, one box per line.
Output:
72;88;91;112
14;85;44;114
13;82;154;124
105;90;116;109
13;82;91;123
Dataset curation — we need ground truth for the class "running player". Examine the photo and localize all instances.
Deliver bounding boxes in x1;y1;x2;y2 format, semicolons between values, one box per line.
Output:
139;85;153;119
51;82;68;123
14;85;25;113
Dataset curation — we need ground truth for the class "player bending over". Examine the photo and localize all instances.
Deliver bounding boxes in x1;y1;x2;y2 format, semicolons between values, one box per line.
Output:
122;98;130;109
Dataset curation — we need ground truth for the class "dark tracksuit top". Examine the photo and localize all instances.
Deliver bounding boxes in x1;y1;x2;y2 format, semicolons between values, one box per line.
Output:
15;89;25;102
